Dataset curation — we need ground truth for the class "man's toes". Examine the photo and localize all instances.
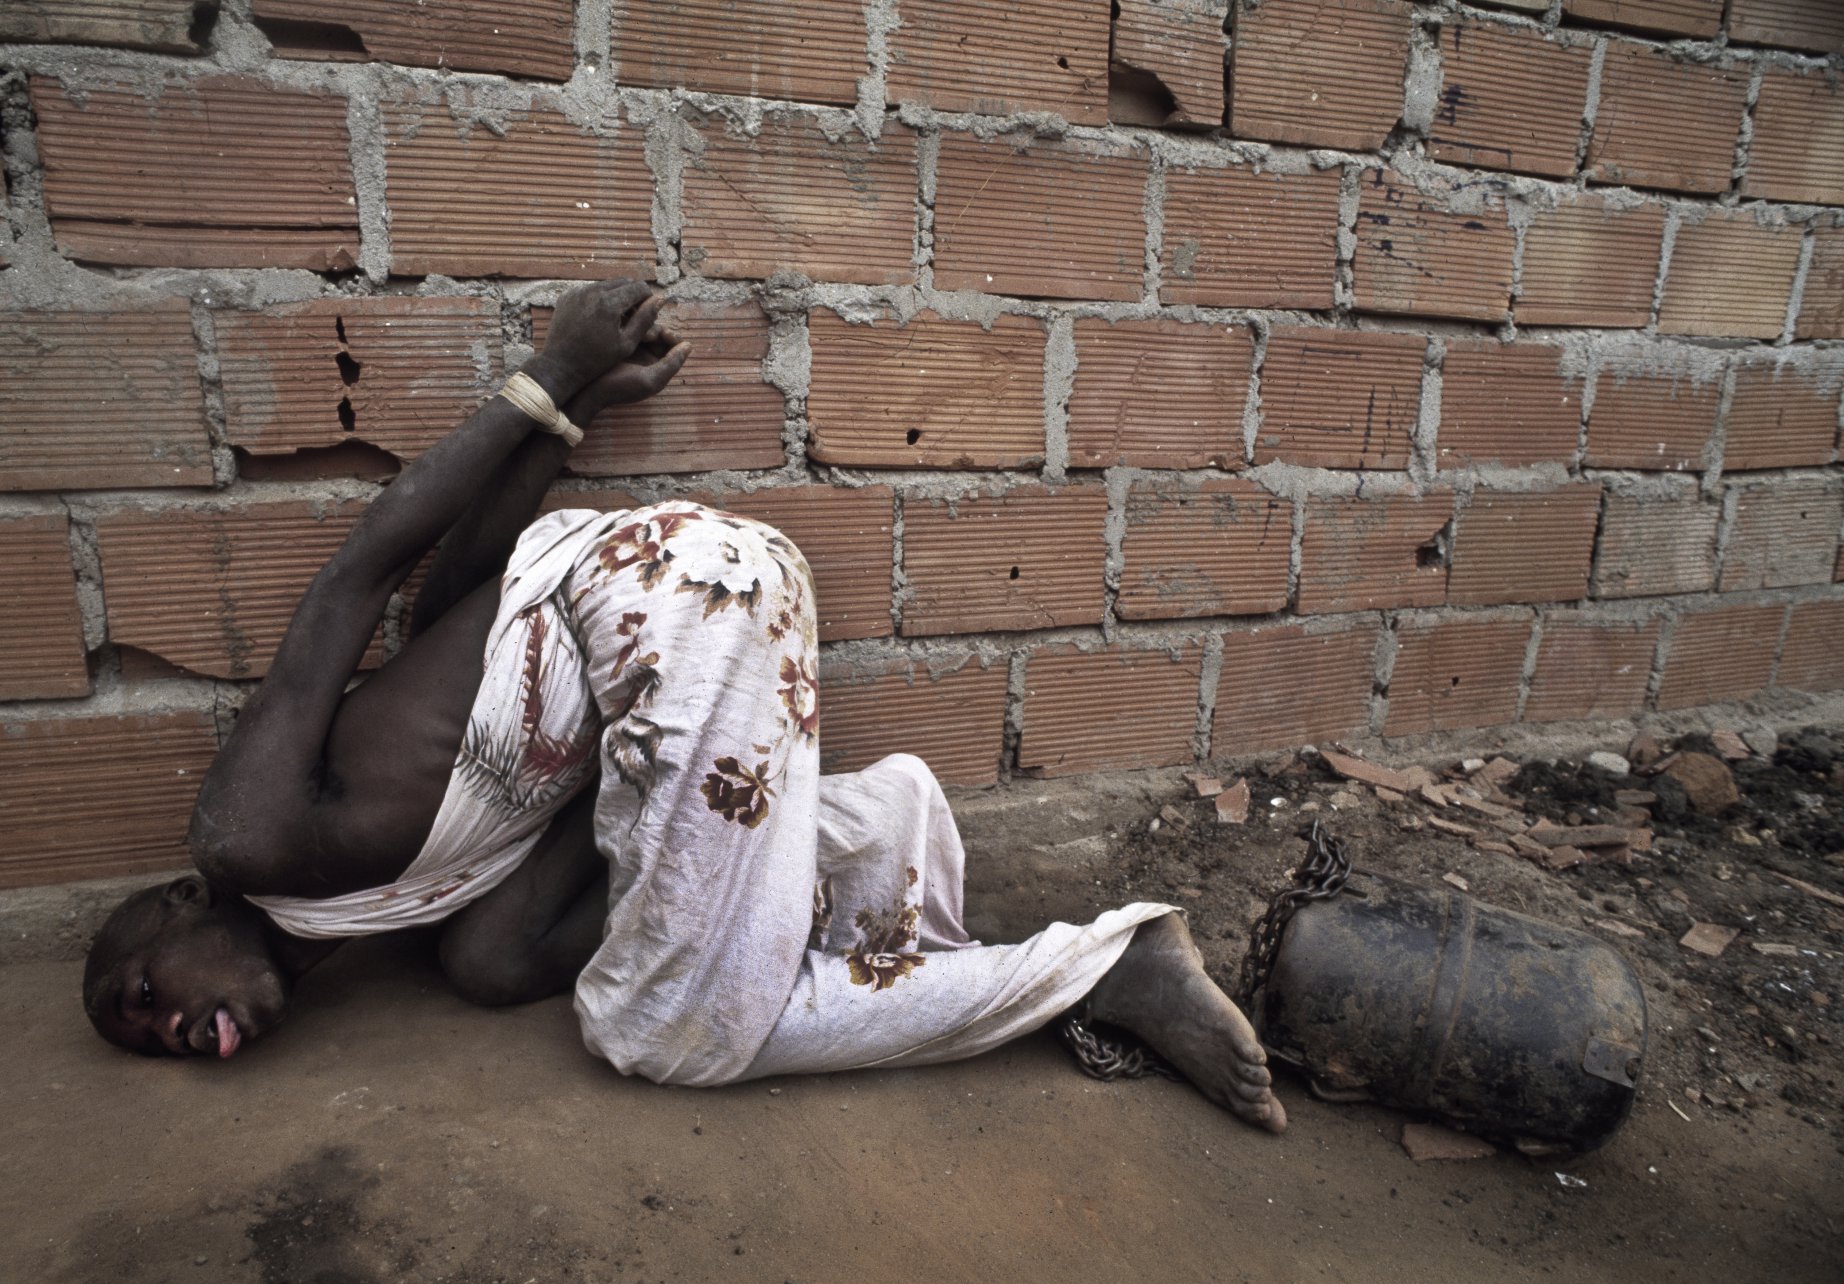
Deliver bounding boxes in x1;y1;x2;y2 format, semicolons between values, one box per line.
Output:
1259;1097;1288;1134
1235;1060;1271;1087
1230;1076;1272;1104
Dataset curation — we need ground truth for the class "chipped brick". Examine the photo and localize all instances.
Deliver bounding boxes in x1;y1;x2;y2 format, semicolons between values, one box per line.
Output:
0;515;89;700
1592;495;1719;598
1;0;210;52
807;310;1045;469
1657;213;1803;340
681;116;915;285
1518;199;1665;329
253;0;575;79
1584;44;1748;194
819;658;1009;786
1656;603;1784;710
1585;371;1720;472
1117;480;1290;620
1299;492;1453;615
1778;599;1844;692
1449;486;1603;607
1429;24;1592;178
1067;318;1251;469
32;76;358;269
696;485;893;642
1255;327;1426;470
1352;172;1514;322
1742;68;1844;206
1109;0;1229;128
1728;0;1844;53
1384;617;1531;736
383;103;652;279
1229;0;1412;150
217;297;501;464
534;301;786;476
1722;363;1843;471
1525;615;1660;723
1020;644;1203;777
1436;341;1581;469
1796;227;1844;341
0;304;213;491
1214;625;1378;754
886;0;1110;124
1719;481;1844;591
608;0;864;104
1160;165;1341;308
1562;0;1722;38
901;487;1107;636
934;133;1147;301
0;712;218;888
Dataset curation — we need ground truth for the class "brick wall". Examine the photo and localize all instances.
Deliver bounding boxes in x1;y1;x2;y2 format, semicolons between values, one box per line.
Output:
1;0;1841;889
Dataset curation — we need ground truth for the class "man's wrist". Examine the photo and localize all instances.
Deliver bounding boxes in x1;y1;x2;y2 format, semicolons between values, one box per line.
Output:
518;352;586;409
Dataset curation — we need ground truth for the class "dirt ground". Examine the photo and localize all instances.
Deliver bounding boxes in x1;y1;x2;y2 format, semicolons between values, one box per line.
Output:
4;728;1841;1283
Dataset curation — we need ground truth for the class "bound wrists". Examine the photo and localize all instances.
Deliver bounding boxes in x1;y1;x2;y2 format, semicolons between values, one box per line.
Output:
519;353;586;408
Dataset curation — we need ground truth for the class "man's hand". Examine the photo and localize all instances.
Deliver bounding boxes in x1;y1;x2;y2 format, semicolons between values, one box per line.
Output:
564;319;692;425
523;279;665;405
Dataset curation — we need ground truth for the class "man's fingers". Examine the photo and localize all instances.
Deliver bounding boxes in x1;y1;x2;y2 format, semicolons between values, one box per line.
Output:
601;279;651;318
622;294;667;345
641;341;692;388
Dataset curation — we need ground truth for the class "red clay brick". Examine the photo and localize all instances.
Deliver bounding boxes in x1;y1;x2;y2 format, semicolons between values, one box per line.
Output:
1449;486;1603;608
96;502;378;679
1;1;209;52
1592;495;1719;598
694;485;894;642
1796;227;1844;341
1656;603;1784;710
1255;327;1426;470
1742;68;1844;206
0;515;88;701
1213;625;1378;754
1584;44;1748;194
1562;0;1722;38
885;0;1110;125
1019;644;1203;777
1728;0;1844;53
1352;171;1515;323
1384;616;1531;736
1117;480;1290;621
681;116;914;285
1298;492;1453;615
32;76;358;270
1067;318;1251;470
1657;213;1802;341
1719;481;1844;592
253;0;575;79
819;658;1009;786
1585;369;1721;472
1429;24;1591;178
217;298;501;465
609;0;864;104
1777;599;1844;692
1160;165;1341;309
1229;0;1412;150
1109;0;1229;128
1436;342;1581;469
534;301;786;476
933;133;1147;301
901;487;1107;636
0;304;213;491
1518;199;1665;329
806;310;1044;469
1524;615;1661;723
1722;363;1843;472
383;103;653;279
0;712;218;888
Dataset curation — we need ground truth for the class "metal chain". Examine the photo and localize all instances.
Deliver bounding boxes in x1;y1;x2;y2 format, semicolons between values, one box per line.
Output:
1059;820;1352;1084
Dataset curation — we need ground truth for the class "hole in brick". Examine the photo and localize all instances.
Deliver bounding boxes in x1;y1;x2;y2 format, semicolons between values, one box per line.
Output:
254;14;370;56
906;428;921;445
1450;676;1462;688
334;315;349;345
335;350;363;386
1009;565;1021;580
1417;522;1453;570
234;442;401;483
1109;61;1178;126
338;396;357;433
187;1;220;51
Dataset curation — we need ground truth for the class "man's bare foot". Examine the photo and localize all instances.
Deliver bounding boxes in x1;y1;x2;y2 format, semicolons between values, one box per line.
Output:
1086;914;1287;1134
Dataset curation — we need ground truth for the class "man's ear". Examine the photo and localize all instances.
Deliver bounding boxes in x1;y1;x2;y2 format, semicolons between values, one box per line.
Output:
162;875;214;909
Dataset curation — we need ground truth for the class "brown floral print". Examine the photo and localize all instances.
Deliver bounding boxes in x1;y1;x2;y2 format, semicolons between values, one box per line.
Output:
778;655;820;742
598;510;699;589
700;756;775;828
845;895;926;991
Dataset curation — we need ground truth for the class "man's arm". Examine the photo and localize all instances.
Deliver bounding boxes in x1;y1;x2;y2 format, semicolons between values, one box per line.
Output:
190;280;669;890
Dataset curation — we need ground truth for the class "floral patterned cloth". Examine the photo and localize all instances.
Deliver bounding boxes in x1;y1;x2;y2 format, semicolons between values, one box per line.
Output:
255;502;1174;1086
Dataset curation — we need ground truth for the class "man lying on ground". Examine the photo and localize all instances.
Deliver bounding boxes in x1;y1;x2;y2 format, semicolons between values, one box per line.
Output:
81;280;1284;1132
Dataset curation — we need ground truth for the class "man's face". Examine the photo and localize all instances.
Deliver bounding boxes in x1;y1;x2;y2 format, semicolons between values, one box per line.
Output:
92;881;290;1059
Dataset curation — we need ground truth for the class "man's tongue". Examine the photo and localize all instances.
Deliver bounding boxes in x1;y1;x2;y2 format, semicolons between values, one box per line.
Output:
213;1007;241;1059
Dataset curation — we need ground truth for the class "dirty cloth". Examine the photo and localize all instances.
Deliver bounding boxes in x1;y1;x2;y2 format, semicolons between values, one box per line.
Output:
256;503;1173;1086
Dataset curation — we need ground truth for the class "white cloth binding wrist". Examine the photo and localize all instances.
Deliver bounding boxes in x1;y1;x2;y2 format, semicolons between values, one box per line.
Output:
497;371;583;448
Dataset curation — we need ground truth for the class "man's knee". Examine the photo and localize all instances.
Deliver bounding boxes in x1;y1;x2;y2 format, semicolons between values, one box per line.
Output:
439;924;548;1007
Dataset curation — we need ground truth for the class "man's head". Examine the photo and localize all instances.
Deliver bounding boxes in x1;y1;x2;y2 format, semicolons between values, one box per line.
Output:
83;875;289;1059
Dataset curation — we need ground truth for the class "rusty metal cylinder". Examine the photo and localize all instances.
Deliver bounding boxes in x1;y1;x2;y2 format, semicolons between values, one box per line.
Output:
1253;873;1647;1152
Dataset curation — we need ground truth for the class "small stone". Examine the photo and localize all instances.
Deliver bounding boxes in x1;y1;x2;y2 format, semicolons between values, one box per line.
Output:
1477;757;1521;788
1751;942;1800;957
1472;840;1515;857
1710;729;1750;761
1159;804;1191;831
195;1259;209;1268
1374;787;1405;804
1443;872;1470;892
1587;751;1631;778
1615;789;1658;807
768;1088;782;1096
1319;749;1417;793
1742;728;1778;758
1419;783;1452;808
1661;752;1740;817
1731;828;1762;848
1185;771;1223;799
1214;778;1251;825
1329;790;1363;810
1544;845;1589;871
1461;757;1487;774
1680;922;1740;957
1628;730;1664;768
1696;1026;1720;1044
1400;1122;1495;1162
1594;919;1645;939
1427;816;1478;838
